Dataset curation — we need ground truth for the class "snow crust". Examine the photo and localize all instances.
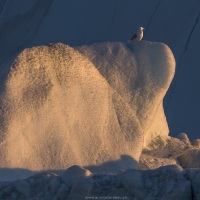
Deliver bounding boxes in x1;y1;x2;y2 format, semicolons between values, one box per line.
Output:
0;41;174;180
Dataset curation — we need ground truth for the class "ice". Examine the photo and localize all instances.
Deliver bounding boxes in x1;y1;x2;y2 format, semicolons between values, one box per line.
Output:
139;135;193;170
177;149;200;168
77;41;175;146
139;154;177;170
0;0;199;139
177;133;191;145
0;40;175;180
61;165;92;186
143;135;192;158
15;180;31;198
0;165;197;199
0;1;199;197
191;139;200;148
0;43;143;179
186;169;200;199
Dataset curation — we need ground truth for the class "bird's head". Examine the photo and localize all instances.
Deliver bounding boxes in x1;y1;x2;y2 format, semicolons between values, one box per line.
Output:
140;27;145;31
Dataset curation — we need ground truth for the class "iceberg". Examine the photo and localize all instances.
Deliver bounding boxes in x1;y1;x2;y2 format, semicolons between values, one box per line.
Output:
0;40;175;180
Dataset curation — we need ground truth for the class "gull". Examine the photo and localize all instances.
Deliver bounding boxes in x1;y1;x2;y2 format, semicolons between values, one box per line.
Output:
130;27;145;41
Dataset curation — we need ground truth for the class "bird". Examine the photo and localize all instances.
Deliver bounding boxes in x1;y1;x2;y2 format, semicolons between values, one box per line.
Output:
130;27;145;41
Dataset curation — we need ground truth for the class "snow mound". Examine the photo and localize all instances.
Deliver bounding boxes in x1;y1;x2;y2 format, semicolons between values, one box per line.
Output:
0;41;175;180
0;165;198;200
77;41;175;146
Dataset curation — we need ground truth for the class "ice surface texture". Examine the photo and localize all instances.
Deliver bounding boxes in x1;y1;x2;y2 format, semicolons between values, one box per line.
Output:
0;41;175;180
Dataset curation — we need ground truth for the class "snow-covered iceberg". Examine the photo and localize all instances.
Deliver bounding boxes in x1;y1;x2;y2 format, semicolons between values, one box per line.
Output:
0;40;175;180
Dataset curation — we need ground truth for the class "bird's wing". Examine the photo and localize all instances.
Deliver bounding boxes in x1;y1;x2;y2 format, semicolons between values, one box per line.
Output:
130;33;137;40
